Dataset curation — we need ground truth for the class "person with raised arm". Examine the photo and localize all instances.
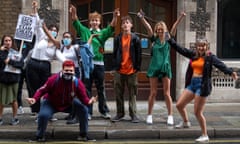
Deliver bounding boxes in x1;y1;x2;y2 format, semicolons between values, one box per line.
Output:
137;9;174;125
69;4;120;120
168;36;238;143
26;1;66;116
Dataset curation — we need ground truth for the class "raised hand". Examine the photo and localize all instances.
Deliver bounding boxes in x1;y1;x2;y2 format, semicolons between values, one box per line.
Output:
32;1;38;8
113;8;120;17
69;4;78;20
31;1;38;15
180;11;186;17
137;9;145;18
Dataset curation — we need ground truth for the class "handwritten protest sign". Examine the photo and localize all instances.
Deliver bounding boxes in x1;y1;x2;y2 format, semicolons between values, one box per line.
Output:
14;14;36;42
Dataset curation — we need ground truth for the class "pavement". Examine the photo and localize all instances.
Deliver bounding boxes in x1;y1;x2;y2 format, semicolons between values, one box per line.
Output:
0;101;240;142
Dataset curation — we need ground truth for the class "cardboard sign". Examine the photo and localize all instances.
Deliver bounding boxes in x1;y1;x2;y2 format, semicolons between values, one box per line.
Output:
14;14;36;42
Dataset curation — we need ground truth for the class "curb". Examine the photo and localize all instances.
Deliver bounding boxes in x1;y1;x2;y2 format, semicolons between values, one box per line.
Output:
0;128;240;140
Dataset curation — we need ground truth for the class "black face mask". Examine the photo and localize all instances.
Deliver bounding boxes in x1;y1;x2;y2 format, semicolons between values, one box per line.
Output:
62;73;74;81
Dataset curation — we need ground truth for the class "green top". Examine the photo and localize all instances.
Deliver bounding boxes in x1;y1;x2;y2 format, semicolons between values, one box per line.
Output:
73;20;114;62
147;36;172;79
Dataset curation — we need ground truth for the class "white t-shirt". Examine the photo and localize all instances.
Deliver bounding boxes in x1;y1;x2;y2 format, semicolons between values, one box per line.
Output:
61;44;80;67
31;13;66;62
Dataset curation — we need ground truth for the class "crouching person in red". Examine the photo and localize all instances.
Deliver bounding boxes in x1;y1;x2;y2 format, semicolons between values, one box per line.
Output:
26;60;97;142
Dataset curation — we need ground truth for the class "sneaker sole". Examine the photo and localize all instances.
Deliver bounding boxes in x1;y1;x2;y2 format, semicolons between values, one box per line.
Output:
101;116;111;119
10;122;19;125
175;126;191;129
111;117;124;122
146;121;153;124
167;121;174;125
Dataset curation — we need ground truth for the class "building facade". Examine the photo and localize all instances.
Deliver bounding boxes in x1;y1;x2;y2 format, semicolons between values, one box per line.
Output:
0;0;239;102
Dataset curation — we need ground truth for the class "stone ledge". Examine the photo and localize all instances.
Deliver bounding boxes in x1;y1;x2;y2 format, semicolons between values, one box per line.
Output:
0;128;240;140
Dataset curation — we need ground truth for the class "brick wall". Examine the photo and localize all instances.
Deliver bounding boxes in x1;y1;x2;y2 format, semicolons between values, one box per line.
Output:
0;0;21;39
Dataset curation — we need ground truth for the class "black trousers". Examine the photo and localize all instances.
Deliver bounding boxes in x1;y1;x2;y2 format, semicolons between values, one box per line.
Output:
26;58;51;113
17;69;31;107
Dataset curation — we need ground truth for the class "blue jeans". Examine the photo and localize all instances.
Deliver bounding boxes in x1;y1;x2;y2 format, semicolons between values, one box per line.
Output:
84;64;109;115
36;98;88;138
186;77;202;96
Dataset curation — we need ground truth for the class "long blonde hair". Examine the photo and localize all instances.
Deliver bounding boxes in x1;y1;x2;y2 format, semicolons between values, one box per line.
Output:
153;21;168;37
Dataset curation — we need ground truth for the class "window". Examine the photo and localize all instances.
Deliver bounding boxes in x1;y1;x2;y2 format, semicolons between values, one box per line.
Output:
218;0;240;59
76;0;114;29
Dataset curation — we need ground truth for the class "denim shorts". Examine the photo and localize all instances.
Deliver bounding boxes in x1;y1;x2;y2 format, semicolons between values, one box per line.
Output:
186;77;202;96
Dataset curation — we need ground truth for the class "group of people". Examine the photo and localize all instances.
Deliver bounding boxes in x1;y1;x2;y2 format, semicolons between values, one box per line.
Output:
0;1;238;143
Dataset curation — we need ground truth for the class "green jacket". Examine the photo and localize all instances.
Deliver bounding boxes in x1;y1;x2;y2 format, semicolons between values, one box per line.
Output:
73;20;114;63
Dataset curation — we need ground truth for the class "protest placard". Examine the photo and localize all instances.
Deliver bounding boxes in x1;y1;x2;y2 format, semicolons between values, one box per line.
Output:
14;14;36;42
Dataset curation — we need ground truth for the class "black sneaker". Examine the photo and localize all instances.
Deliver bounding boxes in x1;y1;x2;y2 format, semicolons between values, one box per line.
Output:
131;115;140;123
111;115;124;122
29;136;46;142
64;114;72;120
77;136;96;142
10;118;19;125
0;119;3;125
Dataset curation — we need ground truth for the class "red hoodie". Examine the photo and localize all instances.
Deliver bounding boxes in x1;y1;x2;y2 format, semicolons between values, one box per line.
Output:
33;73;90;112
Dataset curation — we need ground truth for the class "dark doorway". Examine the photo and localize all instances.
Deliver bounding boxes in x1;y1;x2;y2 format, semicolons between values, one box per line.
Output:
218;0;240;59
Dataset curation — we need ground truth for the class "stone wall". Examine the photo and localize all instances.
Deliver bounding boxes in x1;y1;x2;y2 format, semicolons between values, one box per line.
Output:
21;0;69;40
21;0;69;73
176;0;240;102
0;0;21;38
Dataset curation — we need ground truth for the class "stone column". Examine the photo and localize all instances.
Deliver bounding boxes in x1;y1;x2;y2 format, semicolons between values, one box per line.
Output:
175;0;217;100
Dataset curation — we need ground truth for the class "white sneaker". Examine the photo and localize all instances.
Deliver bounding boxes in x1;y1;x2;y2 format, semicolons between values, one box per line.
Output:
49;117;58;122
175;121;191;129
88;114;92;120
167;115;174;125
146;115;153;124
195;135;209;143
17;106;24;115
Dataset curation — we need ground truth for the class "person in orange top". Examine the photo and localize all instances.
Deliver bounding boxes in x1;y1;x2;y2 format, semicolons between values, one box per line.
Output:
111;15;142;123
168;37;238;143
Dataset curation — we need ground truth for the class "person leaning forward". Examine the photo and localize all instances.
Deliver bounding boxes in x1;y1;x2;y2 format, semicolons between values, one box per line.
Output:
26;60;97;142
